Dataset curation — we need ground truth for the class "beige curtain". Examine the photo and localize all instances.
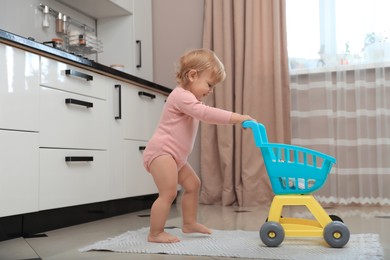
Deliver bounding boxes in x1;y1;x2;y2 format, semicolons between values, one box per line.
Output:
200;0;291;206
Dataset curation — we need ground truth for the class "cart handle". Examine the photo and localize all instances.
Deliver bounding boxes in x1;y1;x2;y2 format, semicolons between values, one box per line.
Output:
242;120;268;146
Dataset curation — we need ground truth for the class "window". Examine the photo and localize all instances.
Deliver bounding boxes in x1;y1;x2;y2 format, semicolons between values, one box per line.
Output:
287;0;390;70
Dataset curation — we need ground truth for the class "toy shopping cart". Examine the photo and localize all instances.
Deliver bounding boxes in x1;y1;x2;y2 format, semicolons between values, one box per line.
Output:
242;121;350;248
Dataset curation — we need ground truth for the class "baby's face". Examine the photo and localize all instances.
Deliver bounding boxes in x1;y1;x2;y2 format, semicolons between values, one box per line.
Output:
188;70;215;101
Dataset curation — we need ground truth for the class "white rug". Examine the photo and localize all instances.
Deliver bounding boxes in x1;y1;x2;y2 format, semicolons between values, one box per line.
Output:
79;227;384;260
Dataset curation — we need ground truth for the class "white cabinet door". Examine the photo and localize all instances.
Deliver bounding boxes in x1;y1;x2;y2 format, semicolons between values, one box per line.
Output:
108;82;167;199
124;140;157;196
39;87;108;150
0;130;39;217
108;81;126;200
40;57;107;100
97;0;153;80
39;149;109;210
0;43;39;132
97;15;135;74
132;0;153;81
121;84;165;141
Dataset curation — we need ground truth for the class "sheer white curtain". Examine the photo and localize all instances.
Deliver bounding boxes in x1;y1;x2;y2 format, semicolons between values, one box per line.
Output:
290;67;390;205
287;0;390;206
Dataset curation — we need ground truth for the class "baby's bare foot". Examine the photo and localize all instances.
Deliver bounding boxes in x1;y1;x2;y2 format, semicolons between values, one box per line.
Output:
148;231;180;243
182;223;212;234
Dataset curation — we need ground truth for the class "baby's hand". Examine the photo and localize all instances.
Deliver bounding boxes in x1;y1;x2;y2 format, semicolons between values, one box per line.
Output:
241;115;255;122
230;113;256;124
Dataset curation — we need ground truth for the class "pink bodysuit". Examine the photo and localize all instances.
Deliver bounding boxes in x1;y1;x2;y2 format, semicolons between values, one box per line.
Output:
143;86;232;172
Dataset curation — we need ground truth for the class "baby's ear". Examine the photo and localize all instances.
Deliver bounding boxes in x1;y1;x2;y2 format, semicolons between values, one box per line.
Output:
187;69;197;82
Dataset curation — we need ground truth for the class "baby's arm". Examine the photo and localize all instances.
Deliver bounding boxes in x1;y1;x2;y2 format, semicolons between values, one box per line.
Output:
176;90;254;125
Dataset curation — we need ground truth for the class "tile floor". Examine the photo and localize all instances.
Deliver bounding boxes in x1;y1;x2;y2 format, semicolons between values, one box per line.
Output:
1;195;389;260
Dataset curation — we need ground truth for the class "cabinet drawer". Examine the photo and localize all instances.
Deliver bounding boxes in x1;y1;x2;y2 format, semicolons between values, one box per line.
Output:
124;140;157;197
39;148;109;210
0;44;40;131
0;130;39;217
40;87;108;149
122;85;166;140
40;57;107;100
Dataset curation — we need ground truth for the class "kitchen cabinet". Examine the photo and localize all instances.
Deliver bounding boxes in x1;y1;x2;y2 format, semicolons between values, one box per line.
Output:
39;149;109;210
39;57;110;210
0;29;171;239
121;85;166;141
39;56;110;150
97;0;153;81
0;33;168;218
121;84;165;197
132;0;153;81
40;87;108;150
40;57;107;99
108;81;165;199
124;140;157;196
0;44;40;132
0;131;39;217
0;43;40;217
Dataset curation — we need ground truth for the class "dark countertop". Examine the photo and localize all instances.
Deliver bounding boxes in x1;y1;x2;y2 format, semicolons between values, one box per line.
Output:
0;29;171;95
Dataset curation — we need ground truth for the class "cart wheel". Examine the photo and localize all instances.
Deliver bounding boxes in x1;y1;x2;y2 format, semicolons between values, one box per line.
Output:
323;221;350;248
259;221;285;247
329;214;344;223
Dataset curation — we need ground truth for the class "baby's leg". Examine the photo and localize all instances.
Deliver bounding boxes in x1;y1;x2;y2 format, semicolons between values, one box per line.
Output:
148;155;180;243
178;163;212;235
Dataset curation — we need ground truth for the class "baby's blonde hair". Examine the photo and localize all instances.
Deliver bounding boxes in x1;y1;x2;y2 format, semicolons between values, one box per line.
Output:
175;49;226;86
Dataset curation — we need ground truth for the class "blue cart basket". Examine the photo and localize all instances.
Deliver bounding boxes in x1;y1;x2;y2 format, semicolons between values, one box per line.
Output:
242;120;336;195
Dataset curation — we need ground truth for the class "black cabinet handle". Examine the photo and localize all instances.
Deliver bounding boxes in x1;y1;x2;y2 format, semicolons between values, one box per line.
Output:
65;69;93;81
138;91;156;99
136;40;142;68
139;146;146;151
115;84;122;119
65;156;94;162
65;98;93;108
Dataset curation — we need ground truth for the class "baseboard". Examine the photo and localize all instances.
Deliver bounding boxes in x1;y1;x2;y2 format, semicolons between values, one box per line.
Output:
0;194;158;242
